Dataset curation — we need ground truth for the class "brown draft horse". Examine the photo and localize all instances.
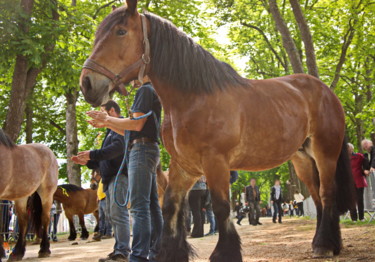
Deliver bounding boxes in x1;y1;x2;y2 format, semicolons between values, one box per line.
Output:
53;184;99;241
0;129;58;261
79;1;356;261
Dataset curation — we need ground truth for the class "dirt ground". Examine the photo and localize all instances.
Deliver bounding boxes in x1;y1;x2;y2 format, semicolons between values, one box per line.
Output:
13;217;375;262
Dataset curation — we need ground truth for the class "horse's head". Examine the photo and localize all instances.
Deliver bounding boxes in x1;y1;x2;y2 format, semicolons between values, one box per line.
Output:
90;169;101;190
80;0;148;106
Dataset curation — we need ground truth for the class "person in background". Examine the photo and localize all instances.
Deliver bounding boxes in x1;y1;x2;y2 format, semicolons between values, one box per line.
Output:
271;179;284;223
203;189;216;236
50;201;62;242
362;139;375;173
236;202;249;226
93;179;113;241
245;178;262;226
348;143;370;221
188;176;207;238
294;190;305;216
73;100;130;262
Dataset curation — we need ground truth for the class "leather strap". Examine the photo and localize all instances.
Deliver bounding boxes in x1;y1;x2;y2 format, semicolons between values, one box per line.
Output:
82;14;150;96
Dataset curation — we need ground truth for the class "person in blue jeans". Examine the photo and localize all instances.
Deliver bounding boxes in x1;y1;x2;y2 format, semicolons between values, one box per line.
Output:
270;179;284;224
87;77;163;262
73;100;130;262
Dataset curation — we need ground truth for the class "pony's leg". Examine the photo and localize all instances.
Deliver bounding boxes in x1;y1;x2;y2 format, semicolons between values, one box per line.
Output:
8;198;28;261
158;160;197;262
309;138;343;257
66;214;77;241
291;151;323;250
203;157;242;262
93;210;99;233
78;214;89;240
37;190;53;258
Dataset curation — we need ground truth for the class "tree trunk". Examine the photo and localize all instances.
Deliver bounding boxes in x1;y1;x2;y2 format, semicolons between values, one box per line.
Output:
25;99;33;143
289;0;319;78
65;90;81;186
3;0;58;141
268;0;304;74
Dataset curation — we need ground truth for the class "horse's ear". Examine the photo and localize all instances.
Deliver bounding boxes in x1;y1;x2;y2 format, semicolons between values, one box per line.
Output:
125;0;138;15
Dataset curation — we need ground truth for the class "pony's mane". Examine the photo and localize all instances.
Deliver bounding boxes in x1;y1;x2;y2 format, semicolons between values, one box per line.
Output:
0;129;16;148
145;12;248;93
58;184;84;192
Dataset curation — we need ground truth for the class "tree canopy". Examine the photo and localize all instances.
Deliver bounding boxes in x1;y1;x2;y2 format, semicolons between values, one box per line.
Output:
0;0;374;197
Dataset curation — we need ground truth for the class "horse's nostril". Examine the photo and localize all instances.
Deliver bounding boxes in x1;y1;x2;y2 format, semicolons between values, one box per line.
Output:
83;76;92;92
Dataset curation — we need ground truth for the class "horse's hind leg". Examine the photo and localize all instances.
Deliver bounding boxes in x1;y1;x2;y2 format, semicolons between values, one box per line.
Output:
291;151;323;251
308;137;344;257
37;192;53;258
203;156;242;262
78;213;89;240
158;160;197;262
8;198;28;261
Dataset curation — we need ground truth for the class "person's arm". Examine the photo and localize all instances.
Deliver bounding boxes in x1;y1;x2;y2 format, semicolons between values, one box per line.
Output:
86;160;100;170
87;112;147;135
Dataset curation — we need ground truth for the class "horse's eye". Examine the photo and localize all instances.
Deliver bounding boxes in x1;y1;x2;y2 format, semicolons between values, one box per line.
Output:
116;29;127;36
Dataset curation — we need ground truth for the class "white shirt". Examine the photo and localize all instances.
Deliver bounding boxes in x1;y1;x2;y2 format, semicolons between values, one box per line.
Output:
294;193;304;203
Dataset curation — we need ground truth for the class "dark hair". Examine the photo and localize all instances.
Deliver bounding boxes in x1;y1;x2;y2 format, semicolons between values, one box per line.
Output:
95;8;249;94
295;190;299;194
0;129;16;148
101;100;121;114
144;12;248;94
58;184;84;192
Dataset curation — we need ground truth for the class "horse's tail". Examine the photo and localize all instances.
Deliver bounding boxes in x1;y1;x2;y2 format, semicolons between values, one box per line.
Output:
27;192;43;238
335;137;356;214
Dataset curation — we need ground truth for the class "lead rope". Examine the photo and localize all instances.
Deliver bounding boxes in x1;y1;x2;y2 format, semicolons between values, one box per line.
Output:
113;13;158;207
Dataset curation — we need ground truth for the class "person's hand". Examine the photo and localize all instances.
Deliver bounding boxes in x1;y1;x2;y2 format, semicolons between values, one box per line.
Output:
202;208;206;212
87;110;108;121
77;151;91;161
87;119;106;128
364;170;370;176
71;155;87;165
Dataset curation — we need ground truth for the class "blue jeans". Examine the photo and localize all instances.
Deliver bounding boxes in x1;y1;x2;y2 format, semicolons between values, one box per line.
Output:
206;208;216;233
106;175;131;257
128;143;163;262
99;199;112;236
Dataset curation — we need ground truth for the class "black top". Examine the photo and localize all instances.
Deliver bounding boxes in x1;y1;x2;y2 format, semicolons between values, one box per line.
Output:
369;146;375;169
245;185;260;202
87;128;126;189
129;82;161;142
270;186;284;202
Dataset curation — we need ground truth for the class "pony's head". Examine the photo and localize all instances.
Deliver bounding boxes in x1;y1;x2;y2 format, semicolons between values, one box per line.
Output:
80;0;146;106
90;169;101;190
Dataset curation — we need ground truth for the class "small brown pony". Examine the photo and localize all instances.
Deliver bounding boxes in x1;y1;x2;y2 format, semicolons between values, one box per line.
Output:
0;129;58;261
53;184;99;240
79;1;355;261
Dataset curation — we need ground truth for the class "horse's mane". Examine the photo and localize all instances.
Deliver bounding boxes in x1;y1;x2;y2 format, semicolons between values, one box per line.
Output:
0;129;16;148
144;12;248;93
95;7;248;94
58;184;84;192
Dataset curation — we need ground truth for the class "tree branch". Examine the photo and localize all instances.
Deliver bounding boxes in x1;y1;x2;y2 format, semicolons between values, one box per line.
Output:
241;22;288;70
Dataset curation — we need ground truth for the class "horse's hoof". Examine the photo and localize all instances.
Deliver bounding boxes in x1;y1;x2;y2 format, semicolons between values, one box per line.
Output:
7;254;23;261
38;251;51;258
312;247;334;258
68;237;76;241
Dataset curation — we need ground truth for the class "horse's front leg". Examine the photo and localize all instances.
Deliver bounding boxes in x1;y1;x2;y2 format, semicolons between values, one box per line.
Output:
66;214;77;241
8;198;28;261
157;160;198;262
203;155;242;262
78;214;89;240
